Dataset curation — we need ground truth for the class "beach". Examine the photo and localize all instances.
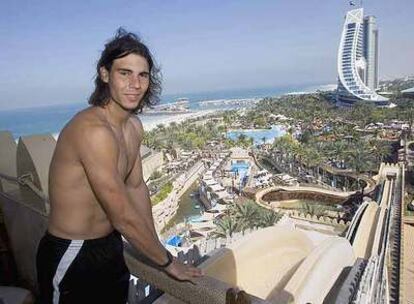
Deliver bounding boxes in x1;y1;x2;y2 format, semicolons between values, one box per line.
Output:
140;109;218;131
47;109;218;141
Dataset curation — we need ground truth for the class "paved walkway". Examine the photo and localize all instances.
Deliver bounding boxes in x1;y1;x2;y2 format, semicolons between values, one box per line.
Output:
403;223;414;304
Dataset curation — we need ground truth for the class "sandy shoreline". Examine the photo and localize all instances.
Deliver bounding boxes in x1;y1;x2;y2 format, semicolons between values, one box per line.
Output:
50;109;218;141
141;109;218;131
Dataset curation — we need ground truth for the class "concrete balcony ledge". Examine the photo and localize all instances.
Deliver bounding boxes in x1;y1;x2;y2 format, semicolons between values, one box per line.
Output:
124;244;271;304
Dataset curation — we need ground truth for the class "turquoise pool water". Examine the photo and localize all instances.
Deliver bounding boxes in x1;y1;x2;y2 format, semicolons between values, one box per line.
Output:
231;162;250;189
231;162;250;176
188;215;205;223
227;125;286;145
165;235;183;246
161;182;202;232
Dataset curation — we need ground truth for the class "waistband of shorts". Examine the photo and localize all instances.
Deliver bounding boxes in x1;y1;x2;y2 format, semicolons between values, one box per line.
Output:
44;230;121;246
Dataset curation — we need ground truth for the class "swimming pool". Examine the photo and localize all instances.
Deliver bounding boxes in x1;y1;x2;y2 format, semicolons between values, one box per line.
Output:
231;162;250;175
188;215;205;223
165;235;183;247
227;125;286;145
231;161;250;189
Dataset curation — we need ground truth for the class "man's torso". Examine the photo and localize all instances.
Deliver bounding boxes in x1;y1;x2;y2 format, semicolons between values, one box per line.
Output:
48;107;141;239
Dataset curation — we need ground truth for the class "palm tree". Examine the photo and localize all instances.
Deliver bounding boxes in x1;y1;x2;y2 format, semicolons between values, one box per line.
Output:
349;102;375;127
258;210;282;227
301;147;318;175
237;133;247;143
345;142;374;174
301;202;327;218
169;121;178;131
232;200;281;230
156;123;166;133
232;202;260;230
291;144;305;174
370;140;392;164
143;132;155;147
214;215;238;238
310;148;324;180
404;102;414;140
334;141;348;166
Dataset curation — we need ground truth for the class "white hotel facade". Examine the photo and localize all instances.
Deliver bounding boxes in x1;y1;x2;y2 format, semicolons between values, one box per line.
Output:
336;8;389;106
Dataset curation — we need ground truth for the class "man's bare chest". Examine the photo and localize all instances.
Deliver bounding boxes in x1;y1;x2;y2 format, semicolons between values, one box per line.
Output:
115;134;138;180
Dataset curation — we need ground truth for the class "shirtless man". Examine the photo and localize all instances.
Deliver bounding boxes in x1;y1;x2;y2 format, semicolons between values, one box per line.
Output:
36;29;202;304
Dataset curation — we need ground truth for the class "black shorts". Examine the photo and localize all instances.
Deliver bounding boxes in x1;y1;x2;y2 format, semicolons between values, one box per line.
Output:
36;230;130;304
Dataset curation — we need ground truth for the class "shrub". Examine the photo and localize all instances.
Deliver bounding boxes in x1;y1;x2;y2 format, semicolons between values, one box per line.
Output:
152;182;173;205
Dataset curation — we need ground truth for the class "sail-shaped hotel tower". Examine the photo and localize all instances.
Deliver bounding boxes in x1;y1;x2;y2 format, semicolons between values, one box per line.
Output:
336;8;389;106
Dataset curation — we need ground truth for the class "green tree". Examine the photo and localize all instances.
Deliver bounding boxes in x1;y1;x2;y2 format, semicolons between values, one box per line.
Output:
370;140;392;163
257;209;282;227
214;215;239;238
215;200;281;234
254;116;266;128
345;141;374;174
232;201;260;231
149;170;162;180
151;182;173;205
300;202;328;218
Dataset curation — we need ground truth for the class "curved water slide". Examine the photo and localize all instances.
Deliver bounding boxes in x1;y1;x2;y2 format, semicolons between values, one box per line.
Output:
346;201;369;241
347;201;380;259
274;237;355;304
200;227;314;300
371;179;393;257
201;226;356;303
346;177;393;260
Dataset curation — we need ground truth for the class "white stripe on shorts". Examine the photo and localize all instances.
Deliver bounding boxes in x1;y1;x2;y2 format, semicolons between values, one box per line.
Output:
52;240;84;304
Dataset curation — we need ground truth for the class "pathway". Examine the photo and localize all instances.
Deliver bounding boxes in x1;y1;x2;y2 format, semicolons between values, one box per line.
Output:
402;223;414;304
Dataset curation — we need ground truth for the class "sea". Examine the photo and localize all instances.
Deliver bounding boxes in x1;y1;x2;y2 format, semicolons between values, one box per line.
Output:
0;84;332;139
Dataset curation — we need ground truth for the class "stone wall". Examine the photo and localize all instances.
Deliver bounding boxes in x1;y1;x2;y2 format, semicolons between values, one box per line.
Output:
142;150;163;181
286;210;350;227
0;131;50;291
262;189;346;204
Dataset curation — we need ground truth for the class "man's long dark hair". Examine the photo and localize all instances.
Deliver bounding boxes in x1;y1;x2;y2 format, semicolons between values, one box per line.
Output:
88;28;161;114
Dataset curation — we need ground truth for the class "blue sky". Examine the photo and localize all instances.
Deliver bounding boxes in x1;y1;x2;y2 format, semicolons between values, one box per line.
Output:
0;0;413;110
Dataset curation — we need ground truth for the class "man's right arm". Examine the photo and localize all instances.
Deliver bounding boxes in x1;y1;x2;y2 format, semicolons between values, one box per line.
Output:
77;126;168;266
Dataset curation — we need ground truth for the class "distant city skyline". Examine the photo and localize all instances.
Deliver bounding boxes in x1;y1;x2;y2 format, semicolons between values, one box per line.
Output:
1;0;413;110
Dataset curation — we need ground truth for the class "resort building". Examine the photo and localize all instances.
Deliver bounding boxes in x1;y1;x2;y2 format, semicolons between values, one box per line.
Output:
336;8;389;106
401;87;414;97
229;147;249;162
141;144;163;181
199;155;231;210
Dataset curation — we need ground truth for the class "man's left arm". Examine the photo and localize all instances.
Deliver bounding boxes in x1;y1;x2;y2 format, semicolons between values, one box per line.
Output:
126;118;203;281
125;150;159;241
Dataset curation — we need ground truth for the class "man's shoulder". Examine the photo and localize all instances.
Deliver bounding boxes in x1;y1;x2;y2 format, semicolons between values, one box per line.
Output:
65;108;115;146
127;115;144;139
70;107;108;129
